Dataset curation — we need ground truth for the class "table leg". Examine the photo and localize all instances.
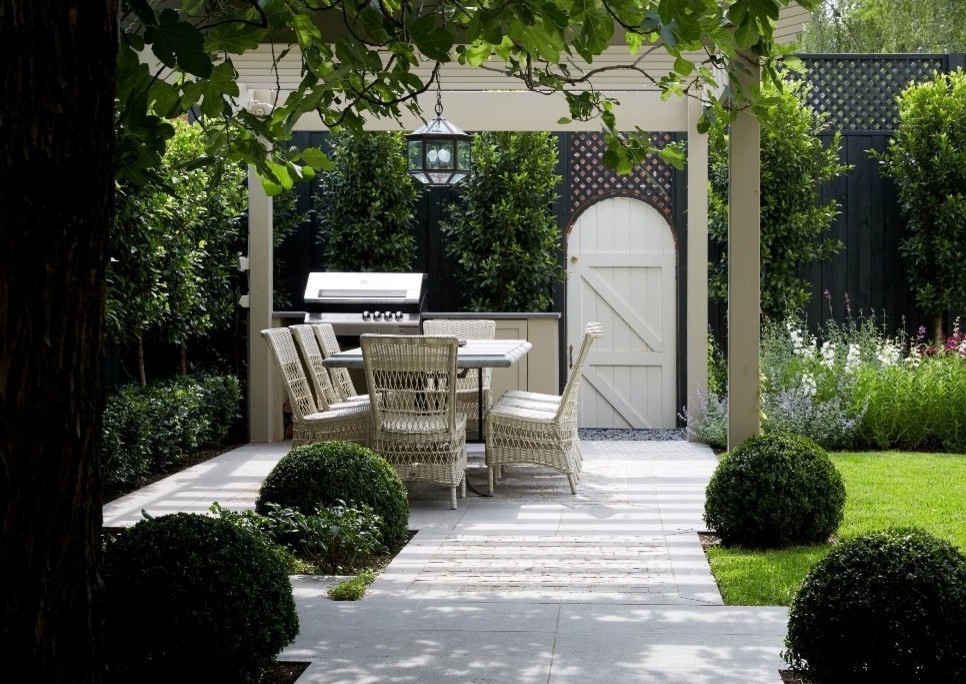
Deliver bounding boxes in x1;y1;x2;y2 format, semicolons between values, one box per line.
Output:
463;366;492;498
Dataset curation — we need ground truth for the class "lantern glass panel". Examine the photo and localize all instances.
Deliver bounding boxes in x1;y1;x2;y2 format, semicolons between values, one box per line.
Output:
427;142;455;170
407;140;423;172
457;140;472;171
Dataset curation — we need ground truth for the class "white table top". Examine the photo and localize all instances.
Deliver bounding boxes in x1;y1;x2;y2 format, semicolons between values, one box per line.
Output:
322;338;532;369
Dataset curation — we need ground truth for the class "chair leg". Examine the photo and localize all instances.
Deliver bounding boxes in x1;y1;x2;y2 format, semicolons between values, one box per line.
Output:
567;473;578;495
460;475;466;499
488;466;495;495
450;486;458;510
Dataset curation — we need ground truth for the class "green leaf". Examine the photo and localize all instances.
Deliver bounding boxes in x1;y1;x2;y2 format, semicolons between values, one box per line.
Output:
181;61;239;118
301;147;333;171
409;14;454;63
674;56;694;77
735;20;759;50
145;9;212;78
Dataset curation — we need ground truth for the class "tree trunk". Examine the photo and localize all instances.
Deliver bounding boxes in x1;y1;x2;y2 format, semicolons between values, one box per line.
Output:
934;315;944;344
180;340;188;376
137;334;147;387
0;2;119;682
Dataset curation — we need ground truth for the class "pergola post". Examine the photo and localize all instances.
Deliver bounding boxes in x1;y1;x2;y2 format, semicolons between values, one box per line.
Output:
247;168;282;442
686;95;710;426
726;53;762;450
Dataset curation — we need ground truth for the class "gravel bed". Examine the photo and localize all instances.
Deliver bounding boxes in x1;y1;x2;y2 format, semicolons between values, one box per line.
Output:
578;428;688;441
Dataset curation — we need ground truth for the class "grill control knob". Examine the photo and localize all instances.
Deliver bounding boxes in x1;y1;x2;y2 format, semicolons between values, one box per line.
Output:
362;310;372;320
374;311;384;320
394;311;403;320
384;311;393;320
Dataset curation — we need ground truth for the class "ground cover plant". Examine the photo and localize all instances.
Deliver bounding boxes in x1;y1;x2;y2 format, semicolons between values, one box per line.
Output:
705;451;966;606
688;312;966;452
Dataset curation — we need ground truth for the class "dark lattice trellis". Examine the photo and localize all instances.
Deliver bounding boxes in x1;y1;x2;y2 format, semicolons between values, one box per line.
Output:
797;56;946;132
568;132;675;224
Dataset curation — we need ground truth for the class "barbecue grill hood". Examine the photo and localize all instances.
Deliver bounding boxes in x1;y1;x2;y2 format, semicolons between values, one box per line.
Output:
303;272;427;313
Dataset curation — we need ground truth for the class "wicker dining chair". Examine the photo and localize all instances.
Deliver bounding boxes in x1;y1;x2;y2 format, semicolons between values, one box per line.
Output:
290;324;368;410
260;328;371;448
422;318;496;436
312;323;361;402
484;322;603;494
361;334;467;509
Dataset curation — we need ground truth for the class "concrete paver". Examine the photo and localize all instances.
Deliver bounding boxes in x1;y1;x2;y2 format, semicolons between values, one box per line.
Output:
103;439;789;682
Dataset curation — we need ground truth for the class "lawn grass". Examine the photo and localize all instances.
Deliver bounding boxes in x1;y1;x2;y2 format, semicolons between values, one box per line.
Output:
705;451;966;606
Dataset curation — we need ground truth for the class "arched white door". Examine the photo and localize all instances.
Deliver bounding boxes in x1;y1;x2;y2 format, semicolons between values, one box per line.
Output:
567;197;677;428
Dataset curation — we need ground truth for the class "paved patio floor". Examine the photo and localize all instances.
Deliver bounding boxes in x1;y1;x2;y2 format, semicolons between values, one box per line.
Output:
103;439;790;683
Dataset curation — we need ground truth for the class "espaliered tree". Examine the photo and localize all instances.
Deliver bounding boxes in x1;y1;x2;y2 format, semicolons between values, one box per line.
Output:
0;1;818;680
441;131;565;312
878;70;966;340
708;74;848;320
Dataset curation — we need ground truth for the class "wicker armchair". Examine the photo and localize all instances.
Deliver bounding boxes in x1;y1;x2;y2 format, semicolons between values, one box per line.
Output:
485;322;603;494
260;328;371;448
422;318;496;436
361;334;467;509
312;323;361;402
290;324;368;409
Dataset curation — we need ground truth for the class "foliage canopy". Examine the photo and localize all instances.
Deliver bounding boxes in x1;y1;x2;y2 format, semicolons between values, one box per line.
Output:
709;75;848;320
877;70;966;338
441;131;565;312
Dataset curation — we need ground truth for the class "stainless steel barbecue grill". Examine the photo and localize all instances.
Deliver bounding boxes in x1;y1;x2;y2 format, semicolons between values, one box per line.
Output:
303;272;428;337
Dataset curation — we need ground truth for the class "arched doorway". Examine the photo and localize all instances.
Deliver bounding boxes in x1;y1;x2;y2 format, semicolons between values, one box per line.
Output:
567;196;677;428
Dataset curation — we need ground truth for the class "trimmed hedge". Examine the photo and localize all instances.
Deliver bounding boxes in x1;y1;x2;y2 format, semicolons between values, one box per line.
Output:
101;373;240;491
785;527;966;682
704;433;846;548
257;441;410;549
103;513;298;683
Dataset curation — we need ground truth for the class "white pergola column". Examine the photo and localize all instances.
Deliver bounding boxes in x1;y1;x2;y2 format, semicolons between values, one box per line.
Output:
686;95;709;427
247;169;282;442
726;54;762;450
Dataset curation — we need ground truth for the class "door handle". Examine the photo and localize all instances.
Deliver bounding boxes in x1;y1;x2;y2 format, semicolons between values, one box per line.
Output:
569;344;573;369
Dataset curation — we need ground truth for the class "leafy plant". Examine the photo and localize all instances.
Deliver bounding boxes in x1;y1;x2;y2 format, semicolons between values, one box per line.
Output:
328;569;377;601
704;433;846;548
877;69;966;339
101;374;241;492
314;130;417;272
103;513;299;683
107;118;247;380
440;131;565;312
784;527;966;682
257;441;411;549
709;75;848;320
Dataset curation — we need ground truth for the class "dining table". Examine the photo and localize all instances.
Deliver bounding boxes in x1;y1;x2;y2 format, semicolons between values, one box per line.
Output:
322;338;532;496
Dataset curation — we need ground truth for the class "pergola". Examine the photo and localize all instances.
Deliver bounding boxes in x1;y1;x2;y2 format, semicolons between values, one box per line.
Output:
242;4;813;449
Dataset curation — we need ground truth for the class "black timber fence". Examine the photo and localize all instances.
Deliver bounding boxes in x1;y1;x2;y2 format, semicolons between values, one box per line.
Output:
710;52;966;346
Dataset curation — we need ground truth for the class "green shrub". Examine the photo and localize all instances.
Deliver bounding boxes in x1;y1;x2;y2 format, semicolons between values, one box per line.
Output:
257;441;410;549
877;69;966;339
785;527;966;682
196;372;242;446
328;569;376;601
259;501;384;573
440;131;565;312
704;433;845;548
101;373;242;491
709;74;847;320
314;130;417;272
103;513;299;683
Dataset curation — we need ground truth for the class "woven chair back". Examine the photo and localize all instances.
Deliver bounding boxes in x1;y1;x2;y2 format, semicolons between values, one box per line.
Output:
260;328;320;420
556;322;603;421
361;334;460;435
422;319;496;391
290;324;342;410
312;323;359;400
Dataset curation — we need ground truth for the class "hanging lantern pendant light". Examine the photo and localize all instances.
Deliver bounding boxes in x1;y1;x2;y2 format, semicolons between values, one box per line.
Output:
406;76;473;186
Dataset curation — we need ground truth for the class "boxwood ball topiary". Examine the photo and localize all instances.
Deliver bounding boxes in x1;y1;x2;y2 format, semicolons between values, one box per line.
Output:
257;441;410;549
103;513;298;683
703;433;845;548
785;527;966;683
